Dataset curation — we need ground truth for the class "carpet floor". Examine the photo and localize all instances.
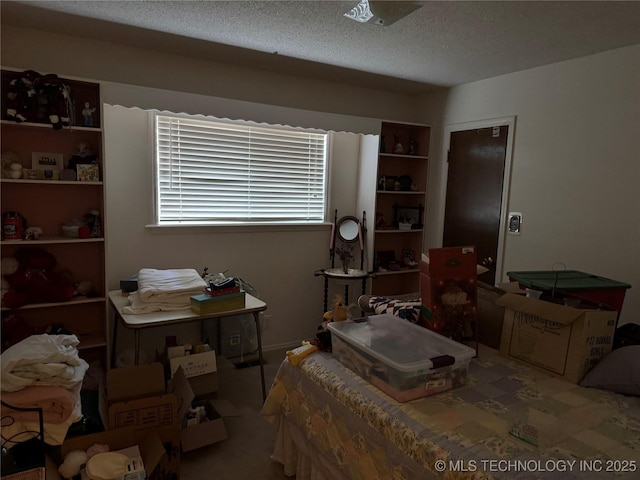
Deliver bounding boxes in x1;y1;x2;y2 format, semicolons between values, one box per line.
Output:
180;347;291;479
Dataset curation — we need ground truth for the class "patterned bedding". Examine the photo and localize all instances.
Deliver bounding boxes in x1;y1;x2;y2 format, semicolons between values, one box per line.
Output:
262;345;640;480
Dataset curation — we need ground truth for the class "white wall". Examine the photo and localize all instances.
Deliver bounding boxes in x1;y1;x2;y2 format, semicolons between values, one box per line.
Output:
419;45;640;325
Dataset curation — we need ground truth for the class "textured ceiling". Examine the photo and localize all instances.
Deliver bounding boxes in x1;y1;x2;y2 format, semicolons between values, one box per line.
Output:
2;1;639;94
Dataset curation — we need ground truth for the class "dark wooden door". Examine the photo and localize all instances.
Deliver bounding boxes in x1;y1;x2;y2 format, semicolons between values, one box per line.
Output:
443;126;508;284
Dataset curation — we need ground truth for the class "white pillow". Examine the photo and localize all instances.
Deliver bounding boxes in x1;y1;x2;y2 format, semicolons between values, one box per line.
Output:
580;346;640;396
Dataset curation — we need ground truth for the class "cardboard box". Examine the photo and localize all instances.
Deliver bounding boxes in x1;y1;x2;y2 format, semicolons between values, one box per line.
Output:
190;291;245;315
62;428;172;480
167;365;238;452
99;363;181;479
496;293;617;383
2;468;44;480
169;349;217;379
157;349;219;398
100;363;178;431
111;445;146;480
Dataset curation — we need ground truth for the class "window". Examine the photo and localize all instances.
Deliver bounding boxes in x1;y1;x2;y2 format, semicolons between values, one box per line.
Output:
155;114;328;225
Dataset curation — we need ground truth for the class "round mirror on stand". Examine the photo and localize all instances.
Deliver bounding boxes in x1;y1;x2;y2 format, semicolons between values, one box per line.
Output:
337;216;360;243
314;210;369;313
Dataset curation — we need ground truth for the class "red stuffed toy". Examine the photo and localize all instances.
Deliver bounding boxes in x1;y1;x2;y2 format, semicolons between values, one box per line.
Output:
3;247;75;309
1;313;40;351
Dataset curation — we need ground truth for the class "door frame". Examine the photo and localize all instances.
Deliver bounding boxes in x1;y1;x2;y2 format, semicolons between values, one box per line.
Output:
437;116;516;285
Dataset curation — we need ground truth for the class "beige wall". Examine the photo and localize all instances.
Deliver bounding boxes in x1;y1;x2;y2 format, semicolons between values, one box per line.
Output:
418;45;640;325
0;24;419;124
103;105;370;357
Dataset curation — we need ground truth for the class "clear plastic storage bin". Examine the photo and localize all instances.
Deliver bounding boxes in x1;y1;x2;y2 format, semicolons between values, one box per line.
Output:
328;314;476;402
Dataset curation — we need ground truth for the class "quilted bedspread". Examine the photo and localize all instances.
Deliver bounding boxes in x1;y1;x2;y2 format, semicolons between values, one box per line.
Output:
262;345;640;480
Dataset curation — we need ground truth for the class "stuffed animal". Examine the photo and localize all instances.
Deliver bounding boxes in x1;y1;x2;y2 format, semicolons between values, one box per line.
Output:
311;294;348;352
1;151;20;178
332;294;348;322
58;444;109;479
58;450;88;479
2;247;74;309
34;74;72;130
5;70;73;129
1;313;39;351
5;70;39;123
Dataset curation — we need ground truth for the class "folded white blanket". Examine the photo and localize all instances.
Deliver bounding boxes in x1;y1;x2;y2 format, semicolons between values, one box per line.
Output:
123;291;194;314
122;268;206;314
1;334;88;393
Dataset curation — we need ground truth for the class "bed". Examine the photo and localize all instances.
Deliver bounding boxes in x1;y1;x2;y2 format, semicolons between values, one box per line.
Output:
262;343;640;480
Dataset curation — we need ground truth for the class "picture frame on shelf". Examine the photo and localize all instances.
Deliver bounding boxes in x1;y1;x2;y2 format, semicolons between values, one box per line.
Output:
393;204;424;229
32;152;63;180
402;248;417;267
76;163;99;182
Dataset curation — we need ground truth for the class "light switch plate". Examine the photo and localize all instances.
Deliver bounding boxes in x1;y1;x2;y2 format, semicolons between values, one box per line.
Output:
508;212;522;234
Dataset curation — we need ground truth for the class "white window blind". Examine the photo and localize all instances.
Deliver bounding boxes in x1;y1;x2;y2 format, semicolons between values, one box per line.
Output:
155;115;328;225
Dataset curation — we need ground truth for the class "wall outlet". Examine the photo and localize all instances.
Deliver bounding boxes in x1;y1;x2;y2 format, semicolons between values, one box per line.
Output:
229;334;241;346
261;313;272;331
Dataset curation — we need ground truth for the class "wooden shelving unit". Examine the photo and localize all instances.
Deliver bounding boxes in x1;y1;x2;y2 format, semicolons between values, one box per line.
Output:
1;69;107;366
370;121;431;296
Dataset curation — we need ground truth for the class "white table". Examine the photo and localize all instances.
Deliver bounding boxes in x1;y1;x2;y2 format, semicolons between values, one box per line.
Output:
108;290;268;400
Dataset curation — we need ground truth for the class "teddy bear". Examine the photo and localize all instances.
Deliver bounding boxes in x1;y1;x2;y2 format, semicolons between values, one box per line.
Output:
33;73;72;130
311;294;349;352
1;313;39;352
2;248;75;309
5;71;73;129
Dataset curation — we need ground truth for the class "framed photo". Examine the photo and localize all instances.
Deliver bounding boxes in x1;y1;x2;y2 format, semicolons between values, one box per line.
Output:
32;152;63;180
76;163;99;182
393;204;424;229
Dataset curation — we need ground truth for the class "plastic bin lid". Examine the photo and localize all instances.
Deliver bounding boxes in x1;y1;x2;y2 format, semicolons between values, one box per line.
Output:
507;270;631;290
328;314;475;372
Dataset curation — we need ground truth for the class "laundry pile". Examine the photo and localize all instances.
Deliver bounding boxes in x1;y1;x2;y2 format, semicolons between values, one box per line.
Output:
1;334;88;445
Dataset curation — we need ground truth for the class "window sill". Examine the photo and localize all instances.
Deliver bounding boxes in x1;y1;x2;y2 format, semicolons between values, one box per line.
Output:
145;223;332;234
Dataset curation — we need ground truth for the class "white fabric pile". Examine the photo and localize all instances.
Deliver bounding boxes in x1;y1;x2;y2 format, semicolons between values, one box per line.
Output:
1;334;88;392
123;268;206;314
0;334;87;445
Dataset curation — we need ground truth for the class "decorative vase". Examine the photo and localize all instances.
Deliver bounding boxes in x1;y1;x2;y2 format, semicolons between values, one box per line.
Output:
341;259;350;274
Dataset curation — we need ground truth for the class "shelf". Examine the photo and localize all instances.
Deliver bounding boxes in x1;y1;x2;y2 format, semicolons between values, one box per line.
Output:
367;120;431;296
375;229;423;234
376;190;426;195
1;237;104;245
1;296;106;312
1;178;103;186
1;68;107;367
379;153;428;160
373;268;420;276
77;333;107;350
1;119;102;133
